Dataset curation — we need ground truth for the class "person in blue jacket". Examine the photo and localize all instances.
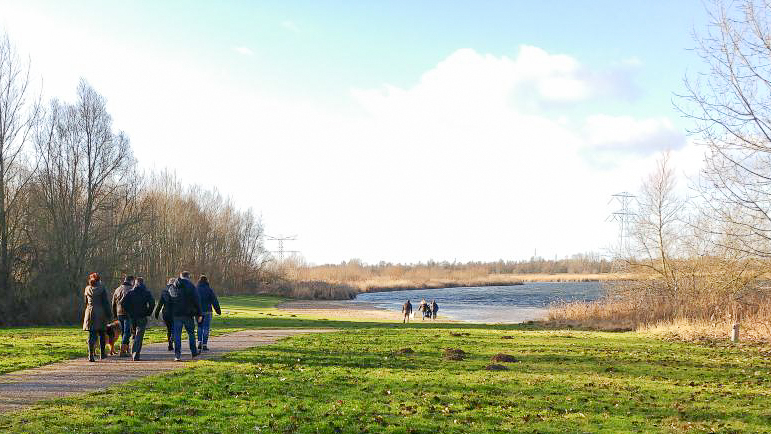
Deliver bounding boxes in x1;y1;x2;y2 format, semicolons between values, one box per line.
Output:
196;274;221;351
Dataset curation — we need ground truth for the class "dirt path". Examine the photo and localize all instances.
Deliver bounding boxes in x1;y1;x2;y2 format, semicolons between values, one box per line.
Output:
0;328;334;414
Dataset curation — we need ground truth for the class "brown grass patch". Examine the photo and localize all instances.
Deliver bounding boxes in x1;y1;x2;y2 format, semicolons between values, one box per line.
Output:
485;364;508;371
443;348;466;361
491;353;518;363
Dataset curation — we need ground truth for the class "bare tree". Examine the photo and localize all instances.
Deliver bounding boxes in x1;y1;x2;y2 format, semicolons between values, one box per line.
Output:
0;33;38;296
628;152;683;294
680;0;771;257
33;79;136;296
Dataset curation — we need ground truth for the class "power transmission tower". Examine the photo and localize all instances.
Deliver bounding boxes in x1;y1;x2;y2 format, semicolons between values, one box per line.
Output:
607;192;636;254
266;235;299;261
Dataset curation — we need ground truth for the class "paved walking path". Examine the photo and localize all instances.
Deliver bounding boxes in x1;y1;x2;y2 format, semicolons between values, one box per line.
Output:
0;328;334;414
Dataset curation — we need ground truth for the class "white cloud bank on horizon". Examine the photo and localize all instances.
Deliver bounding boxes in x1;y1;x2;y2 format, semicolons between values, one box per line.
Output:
212;45;695;263
119;44;695;264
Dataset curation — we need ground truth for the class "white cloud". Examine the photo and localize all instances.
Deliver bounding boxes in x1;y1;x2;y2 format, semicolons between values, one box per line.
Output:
233;46;254;56
584;115;685;153
0;12;691;263
281;20;300;33
111;45;695;262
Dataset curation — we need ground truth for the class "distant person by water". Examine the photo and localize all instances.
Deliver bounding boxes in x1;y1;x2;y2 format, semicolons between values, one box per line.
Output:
431;300;438;320
402;300;412;323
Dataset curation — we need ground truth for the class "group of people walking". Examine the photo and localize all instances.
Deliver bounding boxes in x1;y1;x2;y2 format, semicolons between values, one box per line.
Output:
401;298;439;323
82;271;221;362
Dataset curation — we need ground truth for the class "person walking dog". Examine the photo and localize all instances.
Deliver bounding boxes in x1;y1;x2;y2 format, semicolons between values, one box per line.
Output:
153;278;176;351
169;271;203;361
121;276;155;361
83;273;110;362
196;275;221;351
111;275;135;357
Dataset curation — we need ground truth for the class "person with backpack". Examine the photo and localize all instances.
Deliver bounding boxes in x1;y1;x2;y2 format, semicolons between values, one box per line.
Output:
153;278;176;351
121;276;155;361
196;274;221;352
83;272;110;362
111;275;134;357
169;271;203;361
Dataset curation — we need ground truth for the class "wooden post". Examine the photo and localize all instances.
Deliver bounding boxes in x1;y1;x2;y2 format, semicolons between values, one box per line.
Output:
731;323;740;343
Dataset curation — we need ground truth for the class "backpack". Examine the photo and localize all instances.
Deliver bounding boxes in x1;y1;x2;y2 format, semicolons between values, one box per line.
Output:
168;278;184;303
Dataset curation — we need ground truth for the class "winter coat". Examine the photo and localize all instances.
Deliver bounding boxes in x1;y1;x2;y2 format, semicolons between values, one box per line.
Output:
196;282;221;315
153;285;174;321
169;277;202;318
431;302;438;313
83;284;111;331
402;301;412;314
111;282;132;318
122;283;155;319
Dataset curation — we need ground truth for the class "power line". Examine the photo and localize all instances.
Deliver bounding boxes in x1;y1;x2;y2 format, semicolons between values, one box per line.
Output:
607;192;636;254
266;234;299;261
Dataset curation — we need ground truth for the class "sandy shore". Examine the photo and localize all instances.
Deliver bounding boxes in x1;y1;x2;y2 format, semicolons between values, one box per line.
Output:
276;300;456;322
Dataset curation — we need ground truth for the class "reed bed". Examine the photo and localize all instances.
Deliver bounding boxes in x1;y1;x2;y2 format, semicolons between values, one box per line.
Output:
547;277;771;343
266;259;626;300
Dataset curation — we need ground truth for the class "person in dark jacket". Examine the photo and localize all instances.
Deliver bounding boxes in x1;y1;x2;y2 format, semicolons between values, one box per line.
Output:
121;276;155;361
83;272;111;362
111;275;134;357
431;300;438;320
196;275;221;351
153;278;176;351
402;300;412;323
169;271;203;361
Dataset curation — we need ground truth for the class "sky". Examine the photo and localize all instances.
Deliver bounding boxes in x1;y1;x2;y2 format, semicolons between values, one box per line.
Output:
0;1;712;264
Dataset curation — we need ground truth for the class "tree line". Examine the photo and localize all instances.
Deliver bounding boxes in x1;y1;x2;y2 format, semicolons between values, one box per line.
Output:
0;34;267;325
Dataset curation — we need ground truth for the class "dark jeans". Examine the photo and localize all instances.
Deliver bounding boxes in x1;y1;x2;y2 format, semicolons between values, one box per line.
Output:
163;317;173;344
198;313;212;345
173;316;197;358
87;330;106;353
130;317;148;355
118;316;131;345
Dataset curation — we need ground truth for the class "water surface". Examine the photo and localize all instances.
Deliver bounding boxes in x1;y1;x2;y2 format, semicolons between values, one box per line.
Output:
352;282;604;323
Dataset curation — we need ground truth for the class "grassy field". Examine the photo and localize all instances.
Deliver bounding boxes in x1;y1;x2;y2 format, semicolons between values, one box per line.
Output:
2;326;771;432
3;296;771;432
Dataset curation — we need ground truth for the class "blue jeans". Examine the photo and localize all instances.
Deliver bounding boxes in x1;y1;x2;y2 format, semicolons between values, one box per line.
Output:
197;313;212;345
118;316;131;345
130;317;147;355
173;316;197;358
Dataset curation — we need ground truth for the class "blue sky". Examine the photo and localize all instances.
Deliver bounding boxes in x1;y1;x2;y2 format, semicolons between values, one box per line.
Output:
0;1;712;263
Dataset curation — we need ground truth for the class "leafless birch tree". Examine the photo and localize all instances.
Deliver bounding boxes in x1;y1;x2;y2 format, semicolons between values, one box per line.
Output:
0;33;37;296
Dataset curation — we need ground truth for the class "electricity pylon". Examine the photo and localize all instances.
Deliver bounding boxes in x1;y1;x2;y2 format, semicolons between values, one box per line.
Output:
266;235;299;261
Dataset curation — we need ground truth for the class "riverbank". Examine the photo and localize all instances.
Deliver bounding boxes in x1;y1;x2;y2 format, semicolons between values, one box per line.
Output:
277;299;458;323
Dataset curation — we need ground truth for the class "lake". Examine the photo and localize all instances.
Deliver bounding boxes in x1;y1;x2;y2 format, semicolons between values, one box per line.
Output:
352;282;604;323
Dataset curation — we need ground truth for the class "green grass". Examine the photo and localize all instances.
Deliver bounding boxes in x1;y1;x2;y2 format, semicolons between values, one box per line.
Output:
3;296;771;432
3;327;771;433
0;295;508;375
0;295;289;374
